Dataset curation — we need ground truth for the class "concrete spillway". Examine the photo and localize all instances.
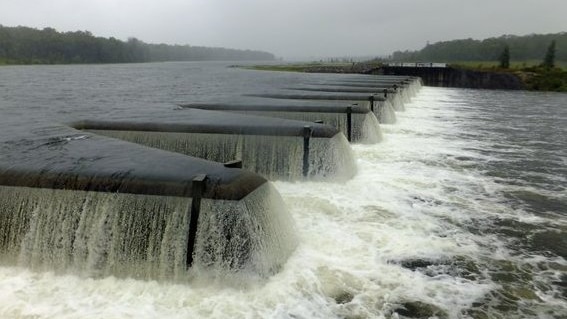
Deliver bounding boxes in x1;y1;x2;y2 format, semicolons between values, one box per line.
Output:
280;86;399;124
304;76;423;112
72;108;356;181
246;91;386;103
0;68;421;283
293;83;407;112
307;77;415;87
287;86;398;95
179;101;383;143
245;91;400;125
0;126;297;280
0;92;362;281
0;103;360;281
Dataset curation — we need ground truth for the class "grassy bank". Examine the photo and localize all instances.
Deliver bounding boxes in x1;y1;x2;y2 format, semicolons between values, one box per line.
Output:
449;62;567;92
520;67;567;91
450;61;567;92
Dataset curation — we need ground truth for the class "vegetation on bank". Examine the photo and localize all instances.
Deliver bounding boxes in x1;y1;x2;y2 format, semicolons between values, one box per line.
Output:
386;32;567;91
450;41;567;92
518;67;567;91
0;25;275;65
249;33;567;92
392;32;567;63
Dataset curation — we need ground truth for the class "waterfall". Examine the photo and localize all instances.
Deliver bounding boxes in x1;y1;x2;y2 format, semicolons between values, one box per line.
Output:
0;183;296;281
359;112;384;143
376;100;397;124
407;83;418;97
86;130;357;181
406;79;422;97
415;78;423;90
193;183;297;278
400;88;412;104
221;111;383;144
390;94;406;112
307;134;358;181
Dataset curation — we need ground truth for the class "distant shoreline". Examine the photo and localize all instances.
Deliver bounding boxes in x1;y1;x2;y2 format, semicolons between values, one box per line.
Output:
0;25;275;65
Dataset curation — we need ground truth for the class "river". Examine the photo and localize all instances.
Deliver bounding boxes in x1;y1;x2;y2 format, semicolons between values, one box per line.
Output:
0;62;565;318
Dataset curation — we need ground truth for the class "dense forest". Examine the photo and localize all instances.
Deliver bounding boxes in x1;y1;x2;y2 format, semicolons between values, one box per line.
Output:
0;25;275;64
391;32;567;63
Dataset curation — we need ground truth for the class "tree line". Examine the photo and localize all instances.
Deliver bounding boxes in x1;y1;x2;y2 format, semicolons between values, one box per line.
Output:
0;25;275;64
391;32;566;63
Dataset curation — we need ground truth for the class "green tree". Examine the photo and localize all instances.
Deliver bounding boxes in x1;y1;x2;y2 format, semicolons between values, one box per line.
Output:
542;40;556;69
499;45;510;69
0;25;275;64
388;32;567;63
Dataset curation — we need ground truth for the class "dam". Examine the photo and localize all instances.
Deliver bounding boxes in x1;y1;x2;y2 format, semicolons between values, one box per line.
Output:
0;64;416;283
71;108;356;181
179;101;382;143
1;62;565;319
0;125;297;280
380;63;524;89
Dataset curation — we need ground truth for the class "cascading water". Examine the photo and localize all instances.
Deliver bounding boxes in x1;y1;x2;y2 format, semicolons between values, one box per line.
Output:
409;82;420;97
224;111;383;144
375;100;397;124
415;78;423;90
0;183;296;282
400;88;412;104
8;64;564;318
192;183;297;281
86;130;357;181
358;112;383;143
306;134;358;180
390;93;406;112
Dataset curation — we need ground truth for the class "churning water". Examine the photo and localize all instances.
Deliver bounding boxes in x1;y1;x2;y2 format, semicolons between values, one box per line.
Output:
0;62;566;318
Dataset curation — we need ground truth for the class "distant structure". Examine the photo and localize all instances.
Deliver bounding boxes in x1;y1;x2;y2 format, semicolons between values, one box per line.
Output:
384;62;448;68
379;62;524;89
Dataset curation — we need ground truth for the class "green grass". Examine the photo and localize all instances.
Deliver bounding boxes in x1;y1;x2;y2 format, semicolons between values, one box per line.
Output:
522;67;567;91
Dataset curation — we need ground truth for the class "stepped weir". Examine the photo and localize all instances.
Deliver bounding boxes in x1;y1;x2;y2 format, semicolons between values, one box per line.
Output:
0;71;421;282
247;91;398;124
0;128;297;280
72;108;357;181
179;102;382;143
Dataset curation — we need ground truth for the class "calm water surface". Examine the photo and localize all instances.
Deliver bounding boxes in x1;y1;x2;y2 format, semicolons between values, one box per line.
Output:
0;62;566;318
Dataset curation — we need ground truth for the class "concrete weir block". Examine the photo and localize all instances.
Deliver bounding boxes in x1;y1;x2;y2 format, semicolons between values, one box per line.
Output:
0;128;297;280
279;85;400;124
287;85;398;95
245;91;387;103
179;101;383;144
0;104;361;281
244;90;399;126
72;108;357;181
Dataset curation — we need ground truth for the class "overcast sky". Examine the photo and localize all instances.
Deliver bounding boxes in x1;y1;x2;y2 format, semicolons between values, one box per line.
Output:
1;0;565;59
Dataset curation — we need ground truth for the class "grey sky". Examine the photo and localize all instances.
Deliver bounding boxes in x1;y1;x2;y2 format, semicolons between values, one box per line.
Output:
1;0;565;59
